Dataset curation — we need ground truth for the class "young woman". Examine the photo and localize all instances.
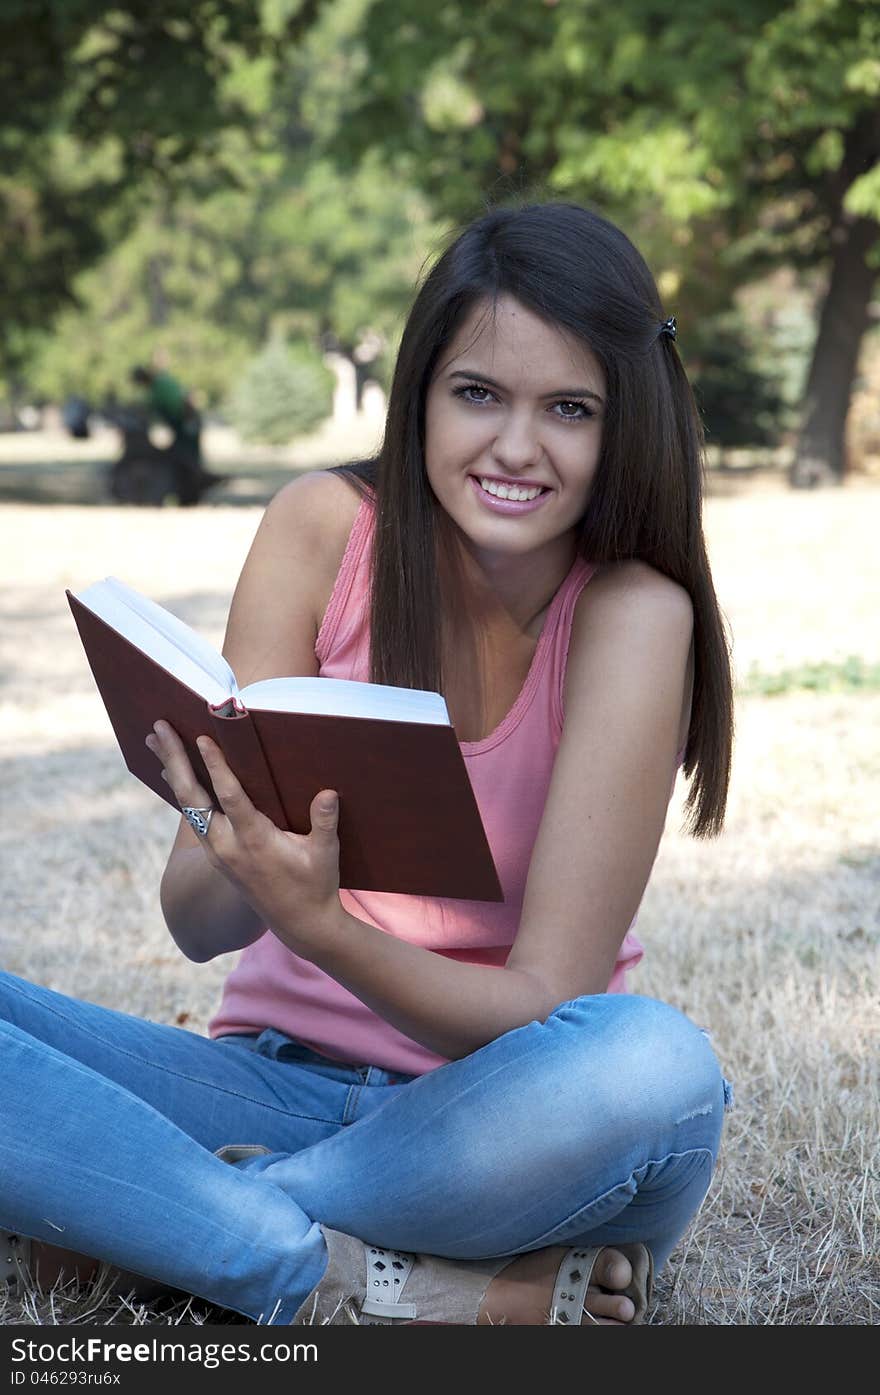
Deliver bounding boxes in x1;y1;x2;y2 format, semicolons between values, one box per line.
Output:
1;202;734;1326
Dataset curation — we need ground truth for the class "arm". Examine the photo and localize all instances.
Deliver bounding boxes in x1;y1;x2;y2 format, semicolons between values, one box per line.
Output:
156;557;692;1056
505;561;694;1003
158;470;347;962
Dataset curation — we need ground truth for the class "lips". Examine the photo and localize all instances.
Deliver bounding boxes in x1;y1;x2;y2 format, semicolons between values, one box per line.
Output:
467;474;552;515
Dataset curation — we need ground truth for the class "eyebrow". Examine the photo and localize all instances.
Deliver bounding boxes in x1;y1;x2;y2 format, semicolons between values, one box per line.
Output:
447;369;604;405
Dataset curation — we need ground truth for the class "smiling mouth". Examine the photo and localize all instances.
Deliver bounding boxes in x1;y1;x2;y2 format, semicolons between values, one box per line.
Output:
473;476;550;502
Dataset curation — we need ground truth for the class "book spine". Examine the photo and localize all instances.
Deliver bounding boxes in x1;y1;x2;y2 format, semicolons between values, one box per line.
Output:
209;708;288;829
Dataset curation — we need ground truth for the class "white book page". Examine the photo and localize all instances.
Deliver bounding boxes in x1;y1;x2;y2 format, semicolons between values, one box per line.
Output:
74;577;236;707
241;675;450;725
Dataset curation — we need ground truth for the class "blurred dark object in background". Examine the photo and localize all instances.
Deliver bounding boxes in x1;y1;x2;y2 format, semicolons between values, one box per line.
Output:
62;395;91;439
104;402;225;506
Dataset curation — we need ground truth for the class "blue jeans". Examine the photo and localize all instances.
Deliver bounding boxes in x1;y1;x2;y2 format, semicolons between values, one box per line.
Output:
0;971;732;1325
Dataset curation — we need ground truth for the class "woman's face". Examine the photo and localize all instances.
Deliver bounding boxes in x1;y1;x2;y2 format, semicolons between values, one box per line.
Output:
424;295;606;567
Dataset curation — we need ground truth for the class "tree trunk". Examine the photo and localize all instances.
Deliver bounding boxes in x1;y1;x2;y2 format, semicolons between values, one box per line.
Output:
791;215;879;487
792;112;880;488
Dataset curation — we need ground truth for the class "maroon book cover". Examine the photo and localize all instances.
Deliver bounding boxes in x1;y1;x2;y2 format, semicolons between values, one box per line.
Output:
68;591;503;900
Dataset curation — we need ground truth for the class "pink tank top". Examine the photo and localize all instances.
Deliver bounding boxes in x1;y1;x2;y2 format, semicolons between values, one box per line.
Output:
209;490;648;1074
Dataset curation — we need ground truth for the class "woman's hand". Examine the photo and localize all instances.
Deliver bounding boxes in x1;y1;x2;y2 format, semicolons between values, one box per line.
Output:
145;719;343;953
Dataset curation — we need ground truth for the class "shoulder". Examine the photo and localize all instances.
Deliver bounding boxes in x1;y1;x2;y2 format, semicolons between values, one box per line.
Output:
572;558;693;647
222;471;368;683
257;470;365;590
580;558;692;618
262;468;367;553
564;560;693;712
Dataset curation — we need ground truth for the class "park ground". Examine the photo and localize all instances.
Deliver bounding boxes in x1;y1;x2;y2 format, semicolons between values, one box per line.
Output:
0;433;877;1325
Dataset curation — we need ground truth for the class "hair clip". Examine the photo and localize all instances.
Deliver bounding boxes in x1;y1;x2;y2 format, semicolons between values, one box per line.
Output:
659;316;677;342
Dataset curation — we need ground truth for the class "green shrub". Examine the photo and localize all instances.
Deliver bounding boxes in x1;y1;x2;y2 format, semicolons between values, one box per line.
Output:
686;312;791;453
228;337;334;445
739;656;880;696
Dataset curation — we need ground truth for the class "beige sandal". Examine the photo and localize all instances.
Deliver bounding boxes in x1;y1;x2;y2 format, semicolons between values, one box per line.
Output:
292;1228;654;1326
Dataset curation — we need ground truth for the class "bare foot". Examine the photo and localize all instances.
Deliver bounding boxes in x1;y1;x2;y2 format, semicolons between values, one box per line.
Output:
478;1246;636;1325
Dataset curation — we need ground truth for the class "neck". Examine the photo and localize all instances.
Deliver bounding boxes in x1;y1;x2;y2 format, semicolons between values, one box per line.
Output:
451;530;579;636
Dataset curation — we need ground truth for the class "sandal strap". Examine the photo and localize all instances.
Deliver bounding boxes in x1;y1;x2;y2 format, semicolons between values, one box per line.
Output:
550;1246;602;1325
550;1242;654;1325
2;1230;31;1288
360;1246;417;1320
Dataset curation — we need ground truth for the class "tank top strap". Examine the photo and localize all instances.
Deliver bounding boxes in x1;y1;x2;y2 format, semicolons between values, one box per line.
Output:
548;557;598;733
315;490;375;665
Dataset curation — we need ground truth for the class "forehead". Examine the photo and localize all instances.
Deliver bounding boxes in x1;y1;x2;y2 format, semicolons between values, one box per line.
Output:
435;295;603;389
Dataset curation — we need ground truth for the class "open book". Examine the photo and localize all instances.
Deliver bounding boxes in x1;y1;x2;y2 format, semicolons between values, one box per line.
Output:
68;578;502;900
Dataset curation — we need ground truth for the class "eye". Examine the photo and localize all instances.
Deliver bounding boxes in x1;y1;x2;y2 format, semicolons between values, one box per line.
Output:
452;382;497;406
552;399;594;422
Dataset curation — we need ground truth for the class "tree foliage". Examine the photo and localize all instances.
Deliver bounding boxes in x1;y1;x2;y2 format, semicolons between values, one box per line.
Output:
0;0;320;379
327;0;880;244
12;1;443;408
321;0;880;466
687;313;791;454
228;335;334;443
24;148;439;406
7;0;880;472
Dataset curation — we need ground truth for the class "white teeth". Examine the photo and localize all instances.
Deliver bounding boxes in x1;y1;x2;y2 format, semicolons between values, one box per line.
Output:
478;477;545;502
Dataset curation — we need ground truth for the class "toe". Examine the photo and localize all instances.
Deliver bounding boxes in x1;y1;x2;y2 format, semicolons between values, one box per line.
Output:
594;1247;633;1292
582;1289;636;1323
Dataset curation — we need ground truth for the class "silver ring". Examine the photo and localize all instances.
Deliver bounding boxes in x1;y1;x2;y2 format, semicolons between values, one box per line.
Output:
181;805;215;837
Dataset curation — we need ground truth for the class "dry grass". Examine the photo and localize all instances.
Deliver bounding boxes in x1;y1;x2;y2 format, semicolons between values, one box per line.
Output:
0;467;878;1326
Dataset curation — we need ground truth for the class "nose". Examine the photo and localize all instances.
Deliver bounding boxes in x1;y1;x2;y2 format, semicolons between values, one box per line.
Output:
490;409;542;472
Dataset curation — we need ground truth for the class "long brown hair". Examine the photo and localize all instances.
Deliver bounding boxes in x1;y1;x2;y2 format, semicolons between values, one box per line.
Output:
331;202;733;837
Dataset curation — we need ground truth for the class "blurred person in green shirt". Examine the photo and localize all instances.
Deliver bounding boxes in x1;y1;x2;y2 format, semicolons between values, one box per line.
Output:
131;362;207;502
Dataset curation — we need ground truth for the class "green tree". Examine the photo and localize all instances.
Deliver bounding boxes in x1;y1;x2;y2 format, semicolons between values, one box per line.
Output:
18;0;443;413
321;0;880;483
0;0;320;387
228;335;334;443
25;150;438;409
687;313;791;459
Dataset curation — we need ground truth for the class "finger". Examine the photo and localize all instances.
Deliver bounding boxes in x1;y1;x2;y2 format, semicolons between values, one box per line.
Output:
195;735;260;833
309;789;339;840
146;720;212;809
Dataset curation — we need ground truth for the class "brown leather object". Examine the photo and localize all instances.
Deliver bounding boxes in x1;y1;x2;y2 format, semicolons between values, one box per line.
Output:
68;592;502;900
